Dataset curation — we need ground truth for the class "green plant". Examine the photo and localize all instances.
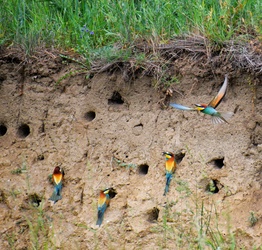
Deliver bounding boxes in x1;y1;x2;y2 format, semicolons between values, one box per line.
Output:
112;156;137;169
175;178;192;197
206;180;218;193
195;201;236;250
26;202;55;250
9;188;21;199
6;232;16;250
248;211;258;227
0;0;261;56
11;162;27;174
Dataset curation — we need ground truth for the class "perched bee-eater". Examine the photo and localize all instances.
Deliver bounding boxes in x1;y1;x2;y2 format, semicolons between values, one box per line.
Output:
49;166;64;204
163;152;176;196
170;74;234;124
96;188;117;227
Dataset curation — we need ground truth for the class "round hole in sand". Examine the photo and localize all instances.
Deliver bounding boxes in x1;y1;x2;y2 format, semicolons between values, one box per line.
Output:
28;193;42;207
37;155;45;161
17;124;30;138
147;207;159;222
84;111;96;121
213;158;224;169
138;164;149;175
0;124;7;136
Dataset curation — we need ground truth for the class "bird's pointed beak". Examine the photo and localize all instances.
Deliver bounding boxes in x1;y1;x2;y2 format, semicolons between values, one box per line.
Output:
194;104;205;111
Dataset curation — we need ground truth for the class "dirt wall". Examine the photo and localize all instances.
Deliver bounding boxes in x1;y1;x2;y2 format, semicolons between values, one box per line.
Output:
0;48;261;249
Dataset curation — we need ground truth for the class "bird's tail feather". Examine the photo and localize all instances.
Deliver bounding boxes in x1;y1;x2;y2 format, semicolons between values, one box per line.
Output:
49;191;62;203
96;211;104;226
212;112;234;124
163;174;172;196
221;111;234;120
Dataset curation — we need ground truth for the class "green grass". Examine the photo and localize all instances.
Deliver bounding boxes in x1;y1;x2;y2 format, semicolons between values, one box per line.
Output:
26;202;55;250
11;162;27;175
1;0;261;59
248;211;258;227
6;232;16;250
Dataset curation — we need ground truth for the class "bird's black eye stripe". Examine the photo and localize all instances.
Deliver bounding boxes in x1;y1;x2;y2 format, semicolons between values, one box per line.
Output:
164;152;173;157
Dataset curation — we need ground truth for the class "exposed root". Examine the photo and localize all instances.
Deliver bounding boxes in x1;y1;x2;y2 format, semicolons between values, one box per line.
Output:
89;36;262;77
0;36;261;89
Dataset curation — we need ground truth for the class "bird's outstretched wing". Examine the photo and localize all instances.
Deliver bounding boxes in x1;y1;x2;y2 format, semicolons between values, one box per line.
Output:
170;103;195;111
208;74;228;108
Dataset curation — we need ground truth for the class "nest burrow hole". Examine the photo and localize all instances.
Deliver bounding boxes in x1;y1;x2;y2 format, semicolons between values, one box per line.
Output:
138;164;149;175
37;154;45;161
0;124;7;136
148;207;159;222
108;91;124;105
84;111;96;121
210;157;224;169
28;194;42;207
17;124;30;138
175;151;186;164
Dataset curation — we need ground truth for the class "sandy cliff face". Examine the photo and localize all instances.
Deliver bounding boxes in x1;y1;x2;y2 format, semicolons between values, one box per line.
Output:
0;48;261;249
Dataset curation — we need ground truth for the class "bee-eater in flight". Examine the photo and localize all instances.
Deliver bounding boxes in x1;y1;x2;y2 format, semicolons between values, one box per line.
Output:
96;187;117;227
163;152;176;196
49;166;64;204
170;74;234;124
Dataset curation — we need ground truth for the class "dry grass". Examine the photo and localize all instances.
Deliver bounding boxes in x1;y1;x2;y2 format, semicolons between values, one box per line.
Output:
1;36;261;89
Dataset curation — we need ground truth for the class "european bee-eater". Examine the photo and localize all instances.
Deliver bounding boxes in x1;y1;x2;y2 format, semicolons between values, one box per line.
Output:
96;188;117;227
163;152;176;196
49;166;64;204
170;74;234;124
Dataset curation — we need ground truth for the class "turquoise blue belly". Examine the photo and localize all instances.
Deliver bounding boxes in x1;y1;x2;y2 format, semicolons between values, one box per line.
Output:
201;106;217;115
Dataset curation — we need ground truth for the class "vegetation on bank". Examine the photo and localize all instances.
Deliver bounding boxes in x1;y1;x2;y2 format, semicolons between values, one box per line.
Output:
1;0;261;62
